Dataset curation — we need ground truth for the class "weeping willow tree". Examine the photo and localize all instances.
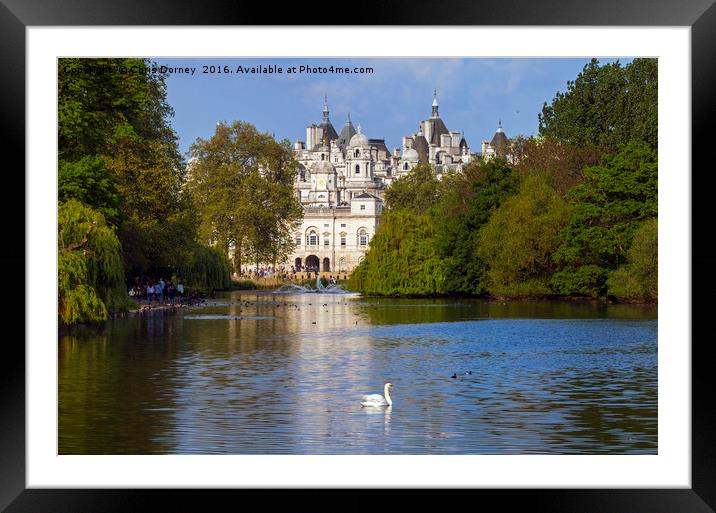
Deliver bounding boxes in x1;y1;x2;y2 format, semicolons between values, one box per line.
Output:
348;210;446;296
179;244;232;293
58;199;127;325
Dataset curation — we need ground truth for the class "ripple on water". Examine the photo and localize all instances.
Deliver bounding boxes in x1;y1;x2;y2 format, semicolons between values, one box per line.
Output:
183;314;276;320
58;292;657;455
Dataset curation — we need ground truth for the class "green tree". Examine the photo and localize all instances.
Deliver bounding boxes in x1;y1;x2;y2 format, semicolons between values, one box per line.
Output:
348;210;445;296
59;59;177;162
384;163;440;214
187;121;303;272
607;218;658;301
551;141;658;297
58;58;198;278
58;200;127;324
538;58;657;152
351;159;518;297
432;159;520;294
179;243;232;293
478;175;572;297
58;156;121;226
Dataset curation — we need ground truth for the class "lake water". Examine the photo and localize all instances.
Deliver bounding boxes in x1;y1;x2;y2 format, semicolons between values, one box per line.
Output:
58;291;657;454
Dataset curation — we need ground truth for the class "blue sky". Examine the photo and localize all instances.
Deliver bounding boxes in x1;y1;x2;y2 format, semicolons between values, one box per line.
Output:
158;57;632;157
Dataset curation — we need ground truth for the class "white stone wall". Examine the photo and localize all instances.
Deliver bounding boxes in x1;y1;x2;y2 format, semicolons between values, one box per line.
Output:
286;208;379;273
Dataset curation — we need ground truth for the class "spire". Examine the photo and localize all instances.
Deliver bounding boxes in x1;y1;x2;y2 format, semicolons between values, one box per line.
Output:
496;119;503;133
431;88;439;117
357;123;362;134
346;112;351;124
322;95;329;122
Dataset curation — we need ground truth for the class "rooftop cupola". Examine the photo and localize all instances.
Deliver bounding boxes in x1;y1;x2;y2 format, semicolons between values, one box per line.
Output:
349;123;369;148
322;95;330;122
431;88;439;118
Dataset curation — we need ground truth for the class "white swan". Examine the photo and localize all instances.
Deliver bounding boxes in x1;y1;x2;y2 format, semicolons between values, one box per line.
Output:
361;382;393;407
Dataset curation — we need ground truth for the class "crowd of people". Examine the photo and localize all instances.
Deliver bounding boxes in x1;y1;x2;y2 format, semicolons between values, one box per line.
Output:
128;277;196;304
238;265;284;279
237;265;350;283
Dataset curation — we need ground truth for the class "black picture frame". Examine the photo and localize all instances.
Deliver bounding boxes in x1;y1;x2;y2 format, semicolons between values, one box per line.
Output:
2;1;714;511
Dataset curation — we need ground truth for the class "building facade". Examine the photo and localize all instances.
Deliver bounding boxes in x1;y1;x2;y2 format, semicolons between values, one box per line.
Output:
286;93;510;273
401;90;475;176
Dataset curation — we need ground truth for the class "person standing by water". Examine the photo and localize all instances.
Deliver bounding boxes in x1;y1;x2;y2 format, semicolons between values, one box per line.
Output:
177;282;184;301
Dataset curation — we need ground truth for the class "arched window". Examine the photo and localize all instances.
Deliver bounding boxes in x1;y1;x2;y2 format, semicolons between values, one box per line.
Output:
357;228;368;247
404;162;409;170
354;149;360;158
307;230;318;246
355;164;360;175
321;154;325;161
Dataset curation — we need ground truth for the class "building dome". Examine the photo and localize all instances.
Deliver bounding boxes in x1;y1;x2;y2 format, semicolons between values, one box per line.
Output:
349;132;369;148
349;123;369;148
402;148;419;162
312;160;336;174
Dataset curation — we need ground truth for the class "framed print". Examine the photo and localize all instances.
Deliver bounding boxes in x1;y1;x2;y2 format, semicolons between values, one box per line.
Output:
3;0;715;511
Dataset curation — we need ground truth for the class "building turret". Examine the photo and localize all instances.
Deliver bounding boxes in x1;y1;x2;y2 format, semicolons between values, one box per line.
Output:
347;124;373;182
315;95;338;148
322;95;330;122
337;112;357;149
490;120;509;157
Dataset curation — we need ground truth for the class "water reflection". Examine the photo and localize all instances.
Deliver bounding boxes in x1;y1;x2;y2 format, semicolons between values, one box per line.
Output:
59;291;657;454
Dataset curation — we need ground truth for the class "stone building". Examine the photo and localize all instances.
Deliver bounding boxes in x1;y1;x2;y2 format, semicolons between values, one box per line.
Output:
400;90;475;177
289;97;388;273
285;93;509;273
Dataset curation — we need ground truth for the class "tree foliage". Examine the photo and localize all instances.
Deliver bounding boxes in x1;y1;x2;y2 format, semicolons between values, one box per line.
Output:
538;58;657;152
180;244;232;293
385;163;441;213
432;159;519;294
551;141;658;297
607;218;658;301
58;156;121;226
58;58;198;278
187;121;303;271
59;59;177;162
478;175;572;297
348;210;445;296
351;159;518;296
58;200;127;324
510;136;602;195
